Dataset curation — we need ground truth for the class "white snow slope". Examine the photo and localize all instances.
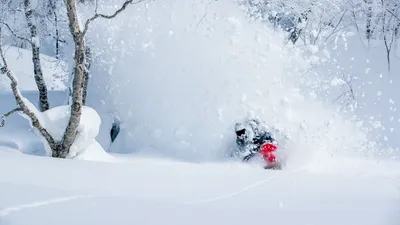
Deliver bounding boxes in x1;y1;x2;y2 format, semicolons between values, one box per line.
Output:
0;46;68;91
0;150;399;225
0;0;399;224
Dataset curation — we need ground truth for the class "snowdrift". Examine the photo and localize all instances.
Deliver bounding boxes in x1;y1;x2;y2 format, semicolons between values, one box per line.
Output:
39;105;112;161
83;0;373;166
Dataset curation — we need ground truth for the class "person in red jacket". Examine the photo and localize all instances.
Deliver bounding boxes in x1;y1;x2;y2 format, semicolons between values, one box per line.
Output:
235;118;281;169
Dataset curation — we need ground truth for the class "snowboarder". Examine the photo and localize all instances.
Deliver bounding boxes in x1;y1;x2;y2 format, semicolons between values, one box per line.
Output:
235;118;281;169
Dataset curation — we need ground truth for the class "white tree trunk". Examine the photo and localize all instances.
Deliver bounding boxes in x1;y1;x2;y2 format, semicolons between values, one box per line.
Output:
24;0;50;112
60;0;86;157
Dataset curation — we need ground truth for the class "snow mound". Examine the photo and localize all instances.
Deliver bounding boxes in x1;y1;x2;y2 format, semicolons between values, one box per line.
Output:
0;45;68;91
40;105;113;161
85;0;372;166
0;91;66;155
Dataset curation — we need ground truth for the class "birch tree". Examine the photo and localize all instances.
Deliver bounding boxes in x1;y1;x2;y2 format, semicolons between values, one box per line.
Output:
0;0;143;158
0;0;50;111
24;0;49;111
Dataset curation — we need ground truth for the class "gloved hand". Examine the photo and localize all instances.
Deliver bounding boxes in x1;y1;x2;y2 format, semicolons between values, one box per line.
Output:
242;145;259;161
242;152;255;161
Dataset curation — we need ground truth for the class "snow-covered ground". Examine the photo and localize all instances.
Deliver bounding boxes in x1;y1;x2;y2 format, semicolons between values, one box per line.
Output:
0;0;399;224
0;148;399;225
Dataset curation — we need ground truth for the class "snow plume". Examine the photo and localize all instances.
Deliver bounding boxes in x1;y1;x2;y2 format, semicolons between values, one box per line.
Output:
85;0;372;166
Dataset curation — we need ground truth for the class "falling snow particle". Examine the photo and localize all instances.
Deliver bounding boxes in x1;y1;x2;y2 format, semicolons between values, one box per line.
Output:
330;77;346;86
280;97;289;107
372;121;382;129
300;122;307;130
309;91;317;100
241;94;247;102
308;45;319;54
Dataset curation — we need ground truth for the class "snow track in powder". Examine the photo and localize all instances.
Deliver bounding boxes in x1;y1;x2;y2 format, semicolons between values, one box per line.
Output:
0;195;94;217
183;168;304;204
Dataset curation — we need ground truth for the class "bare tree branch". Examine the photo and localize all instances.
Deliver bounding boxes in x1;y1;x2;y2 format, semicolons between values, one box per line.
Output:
324;10;347;43
0;108;21;127
387;9;400;22
3;108;22;117
0;45;57;149
82;0;144;37
332;71;356;107
196;0;215;27
332;90;351;103
0;21;32;43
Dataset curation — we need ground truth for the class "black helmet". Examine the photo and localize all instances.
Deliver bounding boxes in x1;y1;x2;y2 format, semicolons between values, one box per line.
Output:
235;122;246;137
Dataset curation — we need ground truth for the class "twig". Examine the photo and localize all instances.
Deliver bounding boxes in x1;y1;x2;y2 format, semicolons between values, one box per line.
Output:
197;0;217;27
387;9;400;22
332;90;351;103
324;10;347;43
82;0;145;37
0;21;33;44
0;108;21;127
3;108;22;117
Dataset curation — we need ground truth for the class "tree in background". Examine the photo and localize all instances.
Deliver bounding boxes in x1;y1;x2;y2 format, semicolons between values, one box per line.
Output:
239;0;400;50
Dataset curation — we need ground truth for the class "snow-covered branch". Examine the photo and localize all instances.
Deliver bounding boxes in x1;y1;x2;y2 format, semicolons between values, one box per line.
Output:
82;0;145;37
0;108;21;127
0;44;57;149
2;108;22;117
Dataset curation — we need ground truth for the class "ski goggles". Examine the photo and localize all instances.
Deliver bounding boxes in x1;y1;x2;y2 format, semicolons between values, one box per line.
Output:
235;129;246;136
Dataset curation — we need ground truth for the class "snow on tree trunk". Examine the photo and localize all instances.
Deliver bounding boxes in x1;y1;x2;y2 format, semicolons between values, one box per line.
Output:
41;105;109;160
61;0;86;157
24;0;49;112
